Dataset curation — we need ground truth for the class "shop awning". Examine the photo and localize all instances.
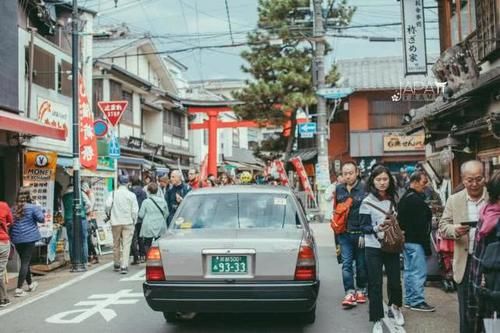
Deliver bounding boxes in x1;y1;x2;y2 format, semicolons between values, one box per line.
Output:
289;148;318;162
0;110;65;140
119;156;153;169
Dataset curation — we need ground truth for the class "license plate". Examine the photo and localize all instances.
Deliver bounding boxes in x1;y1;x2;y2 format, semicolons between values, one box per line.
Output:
211;256;248;274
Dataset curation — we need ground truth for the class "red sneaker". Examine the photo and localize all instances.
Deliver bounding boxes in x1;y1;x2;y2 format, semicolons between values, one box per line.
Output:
342;293;357;308
356;291;367;304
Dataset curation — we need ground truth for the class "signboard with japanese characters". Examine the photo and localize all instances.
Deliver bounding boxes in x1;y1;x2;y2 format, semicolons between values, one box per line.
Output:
401;0;427;75
79;77;98;170
37;98;69;139
290;156;316;202
23;151;57;241
383;133;425;152
97;101;128;127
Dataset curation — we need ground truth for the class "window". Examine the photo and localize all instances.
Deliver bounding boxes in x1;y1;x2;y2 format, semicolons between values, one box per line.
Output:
164;110;185;138
173;194;300;229
232;128;240;148
32;45;55;90
450;0;477;44
92;79;103;118
369;100;427;129
58;60;72;97
121;90;134;124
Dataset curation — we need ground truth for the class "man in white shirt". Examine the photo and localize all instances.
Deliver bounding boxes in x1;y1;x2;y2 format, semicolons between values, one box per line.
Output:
106;175;139;274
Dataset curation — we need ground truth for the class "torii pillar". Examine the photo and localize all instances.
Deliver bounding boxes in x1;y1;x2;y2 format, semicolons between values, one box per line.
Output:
184;100;258;176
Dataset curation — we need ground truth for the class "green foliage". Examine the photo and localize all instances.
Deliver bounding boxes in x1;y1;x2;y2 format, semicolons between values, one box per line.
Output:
234;0;354;154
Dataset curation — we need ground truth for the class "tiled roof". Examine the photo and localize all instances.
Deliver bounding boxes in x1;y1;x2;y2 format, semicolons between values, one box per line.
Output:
336;56;437;90
224;148;263;165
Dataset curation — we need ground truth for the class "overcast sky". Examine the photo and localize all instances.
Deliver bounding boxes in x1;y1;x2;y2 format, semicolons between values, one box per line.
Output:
83;0;440;81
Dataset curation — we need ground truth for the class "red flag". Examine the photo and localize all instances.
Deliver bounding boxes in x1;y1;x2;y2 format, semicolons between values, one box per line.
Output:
199;154;208;181
273;160;289;187
290;156;315;201
78;77;98;170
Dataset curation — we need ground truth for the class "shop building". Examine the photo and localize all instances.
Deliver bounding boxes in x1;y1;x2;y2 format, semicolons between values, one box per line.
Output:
404;0;500;191
329;56;437;175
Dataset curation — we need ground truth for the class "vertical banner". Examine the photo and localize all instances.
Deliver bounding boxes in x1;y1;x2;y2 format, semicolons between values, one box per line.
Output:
23;151;57;241
79;76;98;170
199;154;209;181
401;0;427;75
273;160;290;187
290;156;316;202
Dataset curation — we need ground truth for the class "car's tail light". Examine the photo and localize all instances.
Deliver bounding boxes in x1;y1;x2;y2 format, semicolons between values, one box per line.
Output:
146;246;166;281
294;238;316;281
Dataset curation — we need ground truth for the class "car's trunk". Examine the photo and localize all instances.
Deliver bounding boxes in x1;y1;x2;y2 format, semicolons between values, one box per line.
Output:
158;228;304;281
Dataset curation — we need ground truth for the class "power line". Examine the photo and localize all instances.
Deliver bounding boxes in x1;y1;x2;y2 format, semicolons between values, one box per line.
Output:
224;0;235;44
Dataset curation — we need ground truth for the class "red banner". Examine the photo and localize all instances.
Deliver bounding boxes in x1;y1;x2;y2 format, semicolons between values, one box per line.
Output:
290;156;315;201
78;77;98;170
273;160;289;186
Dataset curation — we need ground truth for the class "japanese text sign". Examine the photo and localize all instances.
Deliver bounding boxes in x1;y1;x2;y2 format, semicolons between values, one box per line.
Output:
290;156;315;201
97;101;128;127
79;77;98;170
401;0;427;75
273;160;289;187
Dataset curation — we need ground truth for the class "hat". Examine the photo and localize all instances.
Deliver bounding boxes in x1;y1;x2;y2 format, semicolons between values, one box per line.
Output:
118;175;129;185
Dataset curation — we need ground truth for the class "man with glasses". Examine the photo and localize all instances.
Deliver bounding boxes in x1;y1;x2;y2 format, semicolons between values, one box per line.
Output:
439;160;488;333
187;169;204;189
398;171;435;312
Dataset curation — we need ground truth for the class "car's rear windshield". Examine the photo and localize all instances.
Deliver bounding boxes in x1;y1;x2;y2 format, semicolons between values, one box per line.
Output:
172;193;301;229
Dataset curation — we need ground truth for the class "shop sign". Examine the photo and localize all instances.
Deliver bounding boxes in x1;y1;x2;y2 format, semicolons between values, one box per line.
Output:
127;136;143;149
401;0;427;75
97;101;128;127
37;97;69;138
79;77;98;170
383;133;425;152
23;151;57;239
98;157;116;170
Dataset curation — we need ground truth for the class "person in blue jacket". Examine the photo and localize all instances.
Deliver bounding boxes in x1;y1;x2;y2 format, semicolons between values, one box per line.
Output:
10;187;45;297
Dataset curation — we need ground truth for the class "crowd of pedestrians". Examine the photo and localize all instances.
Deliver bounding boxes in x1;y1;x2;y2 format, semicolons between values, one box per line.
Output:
327;160;500;333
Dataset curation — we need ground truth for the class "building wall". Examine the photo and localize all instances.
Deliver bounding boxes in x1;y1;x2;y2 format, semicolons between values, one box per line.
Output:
0;1;18;110
143;109;162;143
349;93;370;131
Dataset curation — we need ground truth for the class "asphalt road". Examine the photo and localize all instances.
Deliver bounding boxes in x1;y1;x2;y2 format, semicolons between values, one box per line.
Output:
0;223;458;333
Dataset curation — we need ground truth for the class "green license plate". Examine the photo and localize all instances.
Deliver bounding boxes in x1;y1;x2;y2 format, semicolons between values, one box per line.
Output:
211;256;248;274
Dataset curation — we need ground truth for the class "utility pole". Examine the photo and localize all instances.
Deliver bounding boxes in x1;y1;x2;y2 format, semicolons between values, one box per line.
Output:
312;0;330;200
71;0;85;272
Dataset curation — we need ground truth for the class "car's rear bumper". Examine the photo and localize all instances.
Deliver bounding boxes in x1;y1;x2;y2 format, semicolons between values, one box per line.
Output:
143;280;319;313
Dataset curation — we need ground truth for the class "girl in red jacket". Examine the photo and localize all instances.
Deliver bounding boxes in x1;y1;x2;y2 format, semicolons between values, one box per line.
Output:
0;201;13;307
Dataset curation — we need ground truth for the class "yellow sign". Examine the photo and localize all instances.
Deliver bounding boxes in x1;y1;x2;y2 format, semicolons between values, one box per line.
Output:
383;134;425;152
23;151;57;183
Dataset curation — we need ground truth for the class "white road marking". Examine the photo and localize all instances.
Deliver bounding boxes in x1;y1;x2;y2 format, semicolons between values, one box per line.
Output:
120;269;145;281
45;289;142;324
0;262;114;317
383;304;407;333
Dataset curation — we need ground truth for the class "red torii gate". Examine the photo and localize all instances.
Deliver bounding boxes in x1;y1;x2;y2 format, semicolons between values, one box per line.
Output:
184;100;259;176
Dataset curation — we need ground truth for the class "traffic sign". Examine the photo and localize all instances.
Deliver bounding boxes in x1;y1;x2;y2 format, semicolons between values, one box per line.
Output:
316;87;354;99
93;120;108;138
97;101;128;127
108;133;120;159
298;122;316;135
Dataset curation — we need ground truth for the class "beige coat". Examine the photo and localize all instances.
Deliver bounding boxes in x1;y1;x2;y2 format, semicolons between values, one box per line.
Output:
439;189;488;284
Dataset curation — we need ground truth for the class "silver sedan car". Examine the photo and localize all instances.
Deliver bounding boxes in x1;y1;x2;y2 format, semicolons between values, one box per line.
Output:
143;185;320;324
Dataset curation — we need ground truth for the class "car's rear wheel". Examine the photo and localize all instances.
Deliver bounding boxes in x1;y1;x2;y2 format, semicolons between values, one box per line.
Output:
300;306;316;324
163;312;179;323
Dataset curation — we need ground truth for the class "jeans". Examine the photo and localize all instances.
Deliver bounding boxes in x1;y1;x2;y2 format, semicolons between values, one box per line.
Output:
66;219;89;264
111;224;134;268
403;243;427;306
14;241;36;289
365;247;402;322
338;232;367;293
0;242;10;299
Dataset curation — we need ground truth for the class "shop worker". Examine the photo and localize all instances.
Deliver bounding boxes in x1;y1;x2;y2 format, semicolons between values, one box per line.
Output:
439;160;487;333
62;183;89;270
105;175;139;274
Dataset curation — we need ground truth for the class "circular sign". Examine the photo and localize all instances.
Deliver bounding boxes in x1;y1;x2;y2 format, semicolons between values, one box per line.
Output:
35;154;49;167
94;120;108;138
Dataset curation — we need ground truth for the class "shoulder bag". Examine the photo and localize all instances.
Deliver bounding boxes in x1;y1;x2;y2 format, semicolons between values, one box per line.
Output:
365;201;405;253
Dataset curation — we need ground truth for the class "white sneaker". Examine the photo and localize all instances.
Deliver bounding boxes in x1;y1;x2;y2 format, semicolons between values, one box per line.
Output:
372;321;383;333
14;288;26;297
390;304;405;326
28;281;38;292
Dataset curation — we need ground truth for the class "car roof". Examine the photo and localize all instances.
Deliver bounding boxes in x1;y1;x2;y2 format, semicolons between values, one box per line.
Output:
189;185;294;196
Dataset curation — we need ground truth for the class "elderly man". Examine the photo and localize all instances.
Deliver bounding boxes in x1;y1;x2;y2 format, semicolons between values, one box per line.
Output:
166;170;191;226
439;160;488;333
398;171;435;312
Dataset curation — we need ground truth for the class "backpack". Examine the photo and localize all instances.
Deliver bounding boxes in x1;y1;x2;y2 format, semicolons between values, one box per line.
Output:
479;225;500;311
330;197;353;235
365;201;405;253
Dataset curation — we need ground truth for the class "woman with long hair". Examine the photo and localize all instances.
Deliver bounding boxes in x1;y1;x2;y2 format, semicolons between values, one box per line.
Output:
359;165;404;332
9;187;45;297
